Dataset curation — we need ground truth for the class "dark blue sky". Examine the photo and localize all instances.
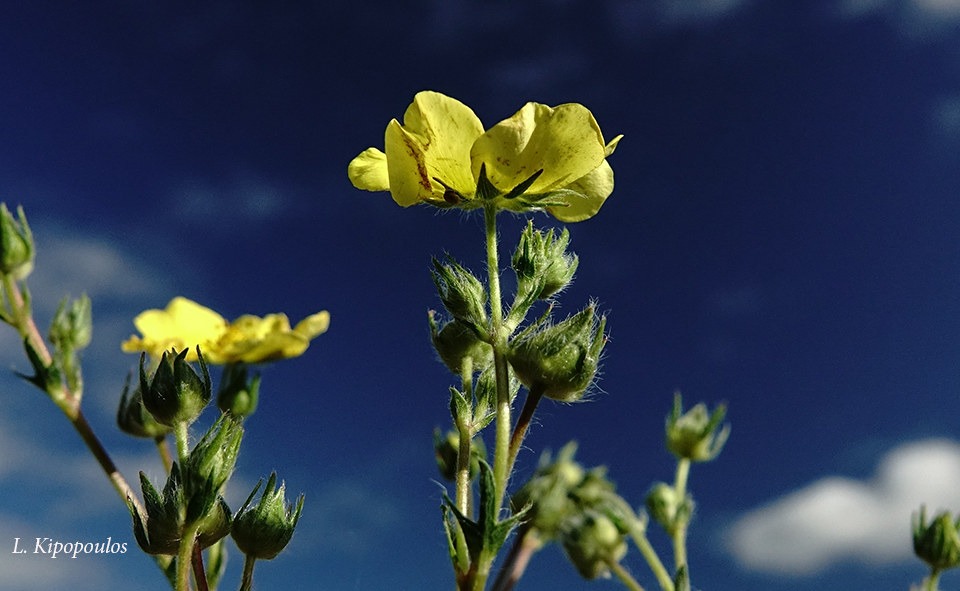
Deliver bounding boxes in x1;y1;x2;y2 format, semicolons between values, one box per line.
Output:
3;1;960;590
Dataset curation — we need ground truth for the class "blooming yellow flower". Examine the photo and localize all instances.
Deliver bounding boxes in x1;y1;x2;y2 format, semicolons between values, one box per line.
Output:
121;296;330;364
348;91;621;222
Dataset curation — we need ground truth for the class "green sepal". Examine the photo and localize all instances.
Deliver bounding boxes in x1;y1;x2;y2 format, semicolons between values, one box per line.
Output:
440;460;524;567
441;502;472;576
503;169;544;200
477;460;528;557
449;386;471;428
17;336;57;392
475;163;501;201
117;376;172;439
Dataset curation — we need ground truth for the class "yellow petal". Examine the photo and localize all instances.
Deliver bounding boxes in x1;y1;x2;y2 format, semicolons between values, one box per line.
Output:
293;311;330;339
384;91;484;205
348;148;389;192
124;297;227;360
546;134;622;222
472;102;606;194
546;160;614;222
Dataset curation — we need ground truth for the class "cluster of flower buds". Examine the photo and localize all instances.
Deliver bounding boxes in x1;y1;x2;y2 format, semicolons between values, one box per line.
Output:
130;414;242;555
512;443;636;580
122;347;304;563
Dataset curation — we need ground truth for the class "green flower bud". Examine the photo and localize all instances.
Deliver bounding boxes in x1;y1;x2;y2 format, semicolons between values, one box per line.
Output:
512;221;578;301
139;348;212;427
48;294;92;395
130;469;187;555
183;413;243;503
665;393;730;462
0;203;34;280
508;304;606;402
429;312;492;374
232;472;304;560
117;377;172;439
645;481;693;535
49;294;92;352
433;429;487;482
129;465;231;556
216;363;260;417
432;257;488;335
195;496;233;550
561;510;628;580
512;443;585;539
913;506;960;571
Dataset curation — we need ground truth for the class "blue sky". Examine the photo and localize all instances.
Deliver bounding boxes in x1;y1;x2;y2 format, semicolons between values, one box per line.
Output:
2;1;960;589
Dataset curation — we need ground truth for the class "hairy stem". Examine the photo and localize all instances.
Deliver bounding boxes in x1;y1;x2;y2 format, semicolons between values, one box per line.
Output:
608;559;646;591
672;458;691;579
177;523;200;591
240;554;257;591
491;525;543;591
192;543;209;591
506;383;545;476
484;204;511;511
630;527;674;591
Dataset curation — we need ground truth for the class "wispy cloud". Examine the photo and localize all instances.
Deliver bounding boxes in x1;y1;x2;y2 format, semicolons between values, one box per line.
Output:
834;0;960;37
725;439;960;575
170;172;290;225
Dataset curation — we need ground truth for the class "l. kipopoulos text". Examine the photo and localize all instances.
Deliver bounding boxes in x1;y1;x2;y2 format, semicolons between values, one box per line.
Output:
11;536;128;558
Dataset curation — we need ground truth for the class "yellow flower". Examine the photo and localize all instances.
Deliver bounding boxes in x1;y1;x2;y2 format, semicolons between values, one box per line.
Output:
348;91;621;222
121;297;226;362
121;297;330;364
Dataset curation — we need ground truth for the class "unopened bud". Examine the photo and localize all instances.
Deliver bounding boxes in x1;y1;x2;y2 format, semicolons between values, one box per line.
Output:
508;304;606;402
561;510;628;580
665;393;729;462
429;313;492;374
432;258;488;334
139;348;211;427
232;472;304;560
0;203;34;280
913;506;960;571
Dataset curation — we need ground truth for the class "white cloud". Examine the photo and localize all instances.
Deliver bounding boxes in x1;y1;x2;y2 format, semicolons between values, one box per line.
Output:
932;95;960;139
608;0;750;38
725;439;960;575
834;0;960;36
171;173;288;224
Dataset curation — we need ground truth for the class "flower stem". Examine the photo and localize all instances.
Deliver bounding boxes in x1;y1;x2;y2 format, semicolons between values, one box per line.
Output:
672;458;691;579
925;568;942;591
607;559;646;591
240;554;257;591
507;383;545;476
192;543;209;591
175;421;191;465
483;203;511;511
455;358;474;516
2;273;145;518
491;525;543;591
155;434;173;474
177;523;200;591
629;526;674;591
